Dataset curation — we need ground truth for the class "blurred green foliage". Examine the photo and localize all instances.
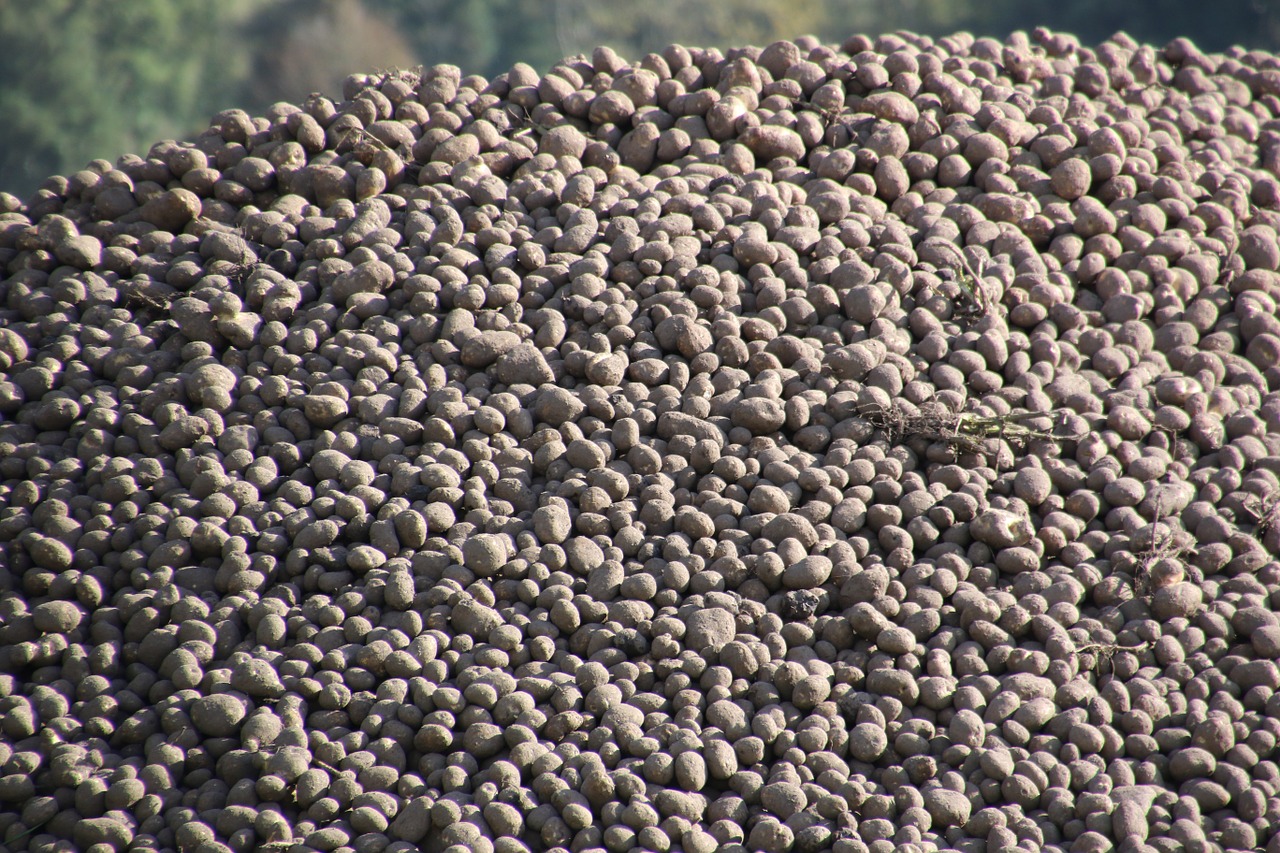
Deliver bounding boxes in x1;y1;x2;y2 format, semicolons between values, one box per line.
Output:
0;0;257;197
1;0;1277;197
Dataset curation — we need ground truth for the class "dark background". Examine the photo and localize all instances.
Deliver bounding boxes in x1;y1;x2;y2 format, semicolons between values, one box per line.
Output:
2;0;1278;198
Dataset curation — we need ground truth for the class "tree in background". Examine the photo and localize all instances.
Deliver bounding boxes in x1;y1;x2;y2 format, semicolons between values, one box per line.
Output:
1015;0;1280;55
247;0;418;107
548;0;826;62
0;0;256;196
372;0;565;80
821;0;1280;50
1;0;1278;197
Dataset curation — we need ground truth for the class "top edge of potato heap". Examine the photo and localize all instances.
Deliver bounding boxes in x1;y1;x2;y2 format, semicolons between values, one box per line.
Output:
3;24;1280;853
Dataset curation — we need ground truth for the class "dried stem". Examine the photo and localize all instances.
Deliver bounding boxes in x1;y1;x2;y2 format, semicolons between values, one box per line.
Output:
863;401;1076;460
1242;490;1280;542
1122;492;1194;602
1078;640;1151;676
933;241;1000;321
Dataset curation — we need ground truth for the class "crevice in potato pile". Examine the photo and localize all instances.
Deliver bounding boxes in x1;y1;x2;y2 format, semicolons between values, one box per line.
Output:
3;27;1280;853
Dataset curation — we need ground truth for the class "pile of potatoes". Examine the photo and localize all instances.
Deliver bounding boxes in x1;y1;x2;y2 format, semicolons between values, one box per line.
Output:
2;26;1280;853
